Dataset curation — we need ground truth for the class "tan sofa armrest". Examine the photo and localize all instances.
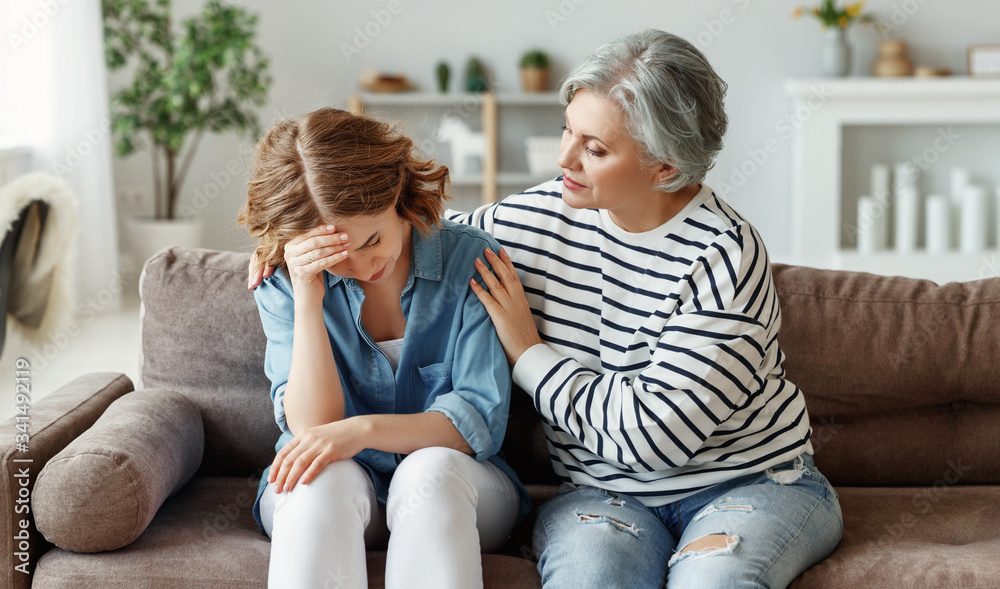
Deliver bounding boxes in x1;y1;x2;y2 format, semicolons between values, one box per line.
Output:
0;371;133;589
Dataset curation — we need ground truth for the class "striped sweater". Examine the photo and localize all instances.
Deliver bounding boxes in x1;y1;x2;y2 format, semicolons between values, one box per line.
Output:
448;179;813;506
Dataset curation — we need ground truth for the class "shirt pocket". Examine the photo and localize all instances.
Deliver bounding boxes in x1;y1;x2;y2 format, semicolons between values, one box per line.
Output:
410;361;454;409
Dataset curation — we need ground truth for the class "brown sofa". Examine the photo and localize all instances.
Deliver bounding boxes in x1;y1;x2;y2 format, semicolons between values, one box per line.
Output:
3;246;1000;588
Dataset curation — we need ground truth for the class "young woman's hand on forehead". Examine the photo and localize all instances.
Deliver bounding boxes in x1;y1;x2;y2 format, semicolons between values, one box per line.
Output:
283;225;350;306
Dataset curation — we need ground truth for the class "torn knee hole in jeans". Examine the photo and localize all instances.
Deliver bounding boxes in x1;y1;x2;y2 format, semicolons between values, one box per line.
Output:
766;455;810;485
693;498;753;522
573;511;640;538
603;491;625;508
668;533;739;567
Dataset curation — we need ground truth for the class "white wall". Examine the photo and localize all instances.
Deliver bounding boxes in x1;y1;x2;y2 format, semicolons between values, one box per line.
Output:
109;0;1000;261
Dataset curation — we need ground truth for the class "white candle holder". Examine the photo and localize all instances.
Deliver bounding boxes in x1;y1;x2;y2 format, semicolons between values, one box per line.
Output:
960;184;988;254
925;195;951;253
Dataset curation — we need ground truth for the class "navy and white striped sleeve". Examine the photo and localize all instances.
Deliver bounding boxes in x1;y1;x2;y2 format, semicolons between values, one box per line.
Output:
444;201;501;234
512;228;777;472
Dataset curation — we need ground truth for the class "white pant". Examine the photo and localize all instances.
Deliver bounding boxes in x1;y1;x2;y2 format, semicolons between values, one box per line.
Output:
260;447;520;589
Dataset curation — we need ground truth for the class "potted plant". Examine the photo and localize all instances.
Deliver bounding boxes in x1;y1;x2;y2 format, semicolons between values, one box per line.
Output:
519;49;550;93
465;57;489;93
792;1;874;77
102;0;271;265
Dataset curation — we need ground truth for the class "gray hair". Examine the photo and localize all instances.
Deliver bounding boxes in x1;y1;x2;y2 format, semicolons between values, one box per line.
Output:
559;29;728;193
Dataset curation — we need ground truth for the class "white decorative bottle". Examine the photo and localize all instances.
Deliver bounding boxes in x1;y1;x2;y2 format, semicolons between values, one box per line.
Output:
894;162;920;253
925;195;951;253
950;168;970;249
960;185;988;254
857;196;887;252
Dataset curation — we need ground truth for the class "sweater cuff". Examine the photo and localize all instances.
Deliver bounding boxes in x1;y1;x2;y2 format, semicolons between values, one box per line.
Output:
512;343;565;395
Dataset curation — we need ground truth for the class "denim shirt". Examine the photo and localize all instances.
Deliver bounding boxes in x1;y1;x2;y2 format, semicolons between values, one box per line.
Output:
251;219;529;533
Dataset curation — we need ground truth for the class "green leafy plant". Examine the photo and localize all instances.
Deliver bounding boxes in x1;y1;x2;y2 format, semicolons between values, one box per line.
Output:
103;0;271;220
519;49;550;69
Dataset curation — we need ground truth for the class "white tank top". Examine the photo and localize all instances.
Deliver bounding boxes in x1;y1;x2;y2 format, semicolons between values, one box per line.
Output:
375;337;405;372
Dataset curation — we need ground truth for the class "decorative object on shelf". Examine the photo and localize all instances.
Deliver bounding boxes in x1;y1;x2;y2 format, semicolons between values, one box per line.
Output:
103;0;271;223
793;0;873;77
359;70;413;93
950;167;969;249
857;163;890;252
967;45;1000;78
893;161;920;253
960;184;988;253
870;163;890;198
894;161;919;191
434;115;485;177
856;195;887;252
924;195;951;253
435;61;451;93
822;28;852;77
524;136;563;178
914;65;951;78
464;57;489;93
872;39;914;77
519;49;551;93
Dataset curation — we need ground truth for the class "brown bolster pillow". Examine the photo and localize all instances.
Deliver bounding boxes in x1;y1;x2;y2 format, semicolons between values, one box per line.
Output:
32;390;203;552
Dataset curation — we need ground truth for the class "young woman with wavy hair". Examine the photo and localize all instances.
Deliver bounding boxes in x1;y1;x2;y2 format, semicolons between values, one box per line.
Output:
238;107;527;589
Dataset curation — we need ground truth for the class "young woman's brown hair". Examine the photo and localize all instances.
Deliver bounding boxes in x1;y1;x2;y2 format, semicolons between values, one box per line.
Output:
238;107;450;269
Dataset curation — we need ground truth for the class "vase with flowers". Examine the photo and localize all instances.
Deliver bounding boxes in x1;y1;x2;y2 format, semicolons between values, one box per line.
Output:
793;1;874;77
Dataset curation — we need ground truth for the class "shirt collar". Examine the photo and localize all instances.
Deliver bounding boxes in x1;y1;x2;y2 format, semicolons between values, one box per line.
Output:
325;223;442;289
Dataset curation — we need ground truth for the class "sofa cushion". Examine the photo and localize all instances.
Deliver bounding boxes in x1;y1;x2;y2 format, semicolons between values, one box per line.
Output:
139;248;278;476
32;477;269;588
32;391;203;552
772;264;1000;486
792;486;1000;589
31;476;542;588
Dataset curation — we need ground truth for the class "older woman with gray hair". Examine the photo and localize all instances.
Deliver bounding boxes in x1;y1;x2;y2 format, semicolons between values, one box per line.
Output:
250;28;842;588
464;29;843;587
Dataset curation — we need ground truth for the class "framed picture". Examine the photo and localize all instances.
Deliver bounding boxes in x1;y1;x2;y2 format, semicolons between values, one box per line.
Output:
968;45;1000;77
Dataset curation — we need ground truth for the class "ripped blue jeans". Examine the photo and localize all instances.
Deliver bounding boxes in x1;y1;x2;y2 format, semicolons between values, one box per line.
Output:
532;454;843;589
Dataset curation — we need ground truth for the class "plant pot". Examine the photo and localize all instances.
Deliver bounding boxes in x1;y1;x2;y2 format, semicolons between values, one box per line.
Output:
520;67;550;93
125;215;203;273
821;28;852;77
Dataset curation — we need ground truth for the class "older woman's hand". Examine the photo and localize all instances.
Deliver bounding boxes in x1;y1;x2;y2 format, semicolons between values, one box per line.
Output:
471;248;543;365
247;252;274;289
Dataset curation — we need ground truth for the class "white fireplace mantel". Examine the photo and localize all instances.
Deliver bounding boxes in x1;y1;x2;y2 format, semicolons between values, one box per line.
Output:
786;77;1000;283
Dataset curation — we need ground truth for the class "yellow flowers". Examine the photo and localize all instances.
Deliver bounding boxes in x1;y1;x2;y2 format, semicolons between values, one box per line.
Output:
793;0;873;28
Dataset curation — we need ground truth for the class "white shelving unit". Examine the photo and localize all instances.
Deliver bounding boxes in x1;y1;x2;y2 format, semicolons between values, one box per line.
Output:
349;91;562;204
786;77;1000;283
